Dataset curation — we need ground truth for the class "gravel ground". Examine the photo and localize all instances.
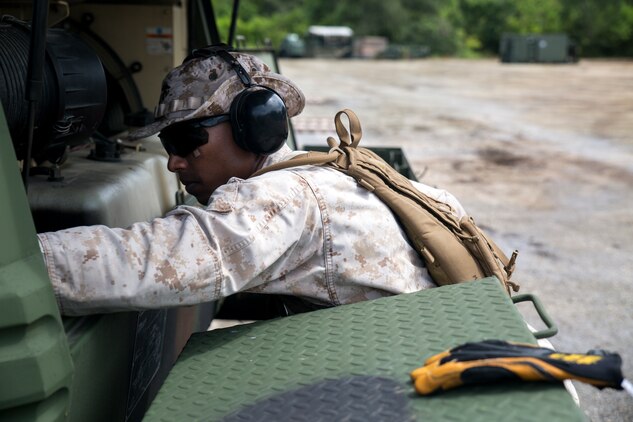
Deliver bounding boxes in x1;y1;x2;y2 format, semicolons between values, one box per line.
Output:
280;57;633;421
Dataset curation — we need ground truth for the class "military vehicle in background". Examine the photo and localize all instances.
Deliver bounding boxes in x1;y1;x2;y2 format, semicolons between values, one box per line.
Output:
304;25;354;58
278;26;354;59
0;1;586;421
278;33;306;58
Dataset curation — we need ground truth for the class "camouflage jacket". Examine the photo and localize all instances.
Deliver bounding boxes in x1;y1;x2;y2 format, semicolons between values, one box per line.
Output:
38;145;466;316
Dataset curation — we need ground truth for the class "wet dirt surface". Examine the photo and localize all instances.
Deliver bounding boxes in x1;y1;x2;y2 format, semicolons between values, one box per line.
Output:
281;58;633;421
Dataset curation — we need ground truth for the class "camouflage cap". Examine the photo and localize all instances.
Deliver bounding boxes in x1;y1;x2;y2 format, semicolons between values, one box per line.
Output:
127;52;305;140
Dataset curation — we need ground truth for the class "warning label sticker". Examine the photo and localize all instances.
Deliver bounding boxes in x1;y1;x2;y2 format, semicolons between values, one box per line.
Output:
146;27;173;55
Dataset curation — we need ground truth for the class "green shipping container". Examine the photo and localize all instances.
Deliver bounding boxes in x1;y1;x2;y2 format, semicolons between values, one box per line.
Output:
500;33;577;63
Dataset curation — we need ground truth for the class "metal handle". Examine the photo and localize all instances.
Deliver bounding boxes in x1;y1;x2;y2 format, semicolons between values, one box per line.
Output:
512;293;558;339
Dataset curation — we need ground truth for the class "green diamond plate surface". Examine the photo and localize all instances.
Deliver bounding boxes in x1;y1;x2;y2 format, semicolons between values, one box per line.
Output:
144;278;586;421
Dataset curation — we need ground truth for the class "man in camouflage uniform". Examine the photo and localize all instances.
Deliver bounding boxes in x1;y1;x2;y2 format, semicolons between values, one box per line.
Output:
38;48;467;316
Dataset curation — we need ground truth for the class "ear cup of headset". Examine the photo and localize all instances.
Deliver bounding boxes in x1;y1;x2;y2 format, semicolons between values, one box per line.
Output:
230;87;289;154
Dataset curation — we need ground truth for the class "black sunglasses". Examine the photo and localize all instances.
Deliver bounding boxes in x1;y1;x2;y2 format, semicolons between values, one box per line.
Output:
159;115;230;157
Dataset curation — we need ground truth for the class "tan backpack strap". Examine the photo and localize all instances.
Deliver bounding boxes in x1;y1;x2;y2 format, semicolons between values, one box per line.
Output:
334;109;362;148
253;109;362;178
251;150;341;178
254;108;520;294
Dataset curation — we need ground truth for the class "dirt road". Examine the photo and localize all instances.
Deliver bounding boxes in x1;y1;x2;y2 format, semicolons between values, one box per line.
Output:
280;58;633;421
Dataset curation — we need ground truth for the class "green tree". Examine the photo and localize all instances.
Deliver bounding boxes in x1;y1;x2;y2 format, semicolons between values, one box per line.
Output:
210;0;633;57
506;0;563;34
454;0;514;54
304;0;461;55
213;0;308;47
561;0;633;56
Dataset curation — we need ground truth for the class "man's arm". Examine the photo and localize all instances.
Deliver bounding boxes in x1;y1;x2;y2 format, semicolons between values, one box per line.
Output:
38;209;223;315
38;174;323;316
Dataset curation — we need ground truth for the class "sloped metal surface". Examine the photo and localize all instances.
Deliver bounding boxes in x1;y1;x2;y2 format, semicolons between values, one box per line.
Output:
145;278;586;421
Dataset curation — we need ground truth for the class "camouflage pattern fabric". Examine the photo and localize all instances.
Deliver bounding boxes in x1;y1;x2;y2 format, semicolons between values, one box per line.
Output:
127;52;305;140
38;145;467;316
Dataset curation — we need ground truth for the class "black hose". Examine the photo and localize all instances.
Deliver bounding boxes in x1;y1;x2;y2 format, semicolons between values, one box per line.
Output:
22;0;49;191
1;17;107;164
0;22;32;140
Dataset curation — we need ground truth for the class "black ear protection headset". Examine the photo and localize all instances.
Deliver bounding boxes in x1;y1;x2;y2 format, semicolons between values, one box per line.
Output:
186;45;289;155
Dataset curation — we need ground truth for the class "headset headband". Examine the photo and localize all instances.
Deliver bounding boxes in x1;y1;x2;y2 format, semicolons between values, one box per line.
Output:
187;44;253;87
184;44;289;155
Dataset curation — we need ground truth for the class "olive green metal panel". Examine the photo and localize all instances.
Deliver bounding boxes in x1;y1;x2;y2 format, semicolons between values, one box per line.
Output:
0;105;74;420
145;278;586;421
0;123;40;266
63;313;138;422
